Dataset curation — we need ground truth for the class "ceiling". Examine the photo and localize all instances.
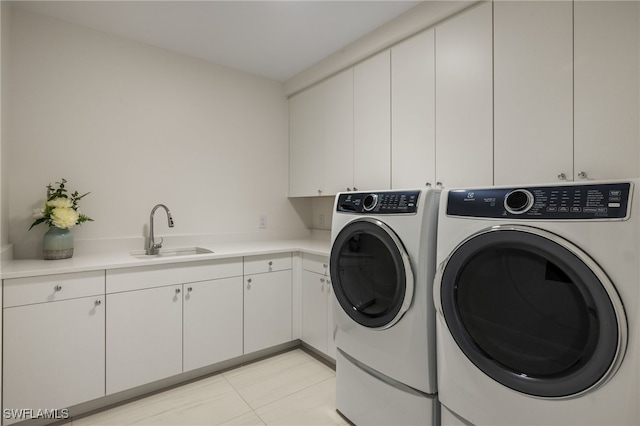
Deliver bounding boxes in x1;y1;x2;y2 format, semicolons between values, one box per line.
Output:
11;0;423;82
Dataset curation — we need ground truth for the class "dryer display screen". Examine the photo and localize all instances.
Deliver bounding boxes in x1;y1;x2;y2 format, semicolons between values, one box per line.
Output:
447;182;631;220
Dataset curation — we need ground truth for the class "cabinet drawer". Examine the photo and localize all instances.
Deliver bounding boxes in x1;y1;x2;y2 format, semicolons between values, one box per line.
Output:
243;253;292;275
3;270;105;308
302;253;329;275
107;258;242;294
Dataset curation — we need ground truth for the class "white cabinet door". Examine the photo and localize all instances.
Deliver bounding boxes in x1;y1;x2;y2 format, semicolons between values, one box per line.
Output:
435;2;493;189
301;270;329;354
106;286;183;394
244;269;292;354
324;68;354;195
575;1;640;181
3;296;105;421
494;1;573;185
289;83;324;197
183;277;243;372
326;277;337;360
391;29;436;189
354;50;391;191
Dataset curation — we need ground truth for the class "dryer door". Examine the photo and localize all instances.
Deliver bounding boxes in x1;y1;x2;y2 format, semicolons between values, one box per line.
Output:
330;218;413;329
437;225;627;399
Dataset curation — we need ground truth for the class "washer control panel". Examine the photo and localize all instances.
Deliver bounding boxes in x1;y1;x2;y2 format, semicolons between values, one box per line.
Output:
336;190;420;214
447;182;632;220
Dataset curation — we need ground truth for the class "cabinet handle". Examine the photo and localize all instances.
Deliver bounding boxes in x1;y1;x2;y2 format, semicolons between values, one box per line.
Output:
175;288;181;294
426;182;432;187
247;278;252;289
323;263;328;269
187;287;193;293
54;285;62;291
320;278;325;283
557;173;567;181
94;299;102;306
578;171;588;180
317;189;322;195
268;261;273;266
347;187;352;192
436;182;443;188
353;187;358;191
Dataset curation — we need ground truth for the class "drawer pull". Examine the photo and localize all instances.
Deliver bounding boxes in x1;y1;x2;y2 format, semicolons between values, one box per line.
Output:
175;288;181;294
94;300;102;306
54;285;62;292
187;287;193;293
268;261;273;266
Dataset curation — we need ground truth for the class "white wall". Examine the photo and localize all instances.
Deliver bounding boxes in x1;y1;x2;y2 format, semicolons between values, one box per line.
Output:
6;8;310;259
1;2;9;252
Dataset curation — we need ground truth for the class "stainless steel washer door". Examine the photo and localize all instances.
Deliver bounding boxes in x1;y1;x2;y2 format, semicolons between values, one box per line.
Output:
330;218;413;329
436;225;627;399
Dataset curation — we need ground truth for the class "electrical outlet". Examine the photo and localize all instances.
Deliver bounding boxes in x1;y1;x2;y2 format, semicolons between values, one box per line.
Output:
318;214;325;228
259;215;267;229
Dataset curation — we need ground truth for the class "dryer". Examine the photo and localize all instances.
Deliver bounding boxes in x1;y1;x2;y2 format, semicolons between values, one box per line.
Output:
330;188;440;426
434;181;639;425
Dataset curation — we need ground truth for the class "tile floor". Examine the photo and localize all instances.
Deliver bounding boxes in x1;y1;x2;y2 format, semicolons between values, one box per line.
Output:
68;349;346;426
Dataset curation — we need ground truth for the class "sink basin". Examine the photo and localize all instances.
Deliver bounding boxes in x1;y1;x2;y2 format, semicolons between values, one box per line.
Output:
130;247;214;259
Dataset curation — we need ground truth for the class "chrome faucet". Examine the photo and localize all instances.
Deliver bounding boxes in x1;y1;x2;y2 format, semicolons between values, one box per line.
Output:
146;204;174;255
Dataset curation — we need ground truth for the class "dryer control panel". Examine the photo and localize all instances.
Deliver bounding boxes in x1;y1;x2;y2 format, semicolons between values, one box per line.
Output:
447;182;632;220
336;190;420;214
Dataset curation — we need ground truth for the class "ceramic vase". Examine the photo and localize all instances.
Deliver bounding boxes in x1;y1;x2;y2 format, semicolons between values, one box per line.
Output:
43;227;74;260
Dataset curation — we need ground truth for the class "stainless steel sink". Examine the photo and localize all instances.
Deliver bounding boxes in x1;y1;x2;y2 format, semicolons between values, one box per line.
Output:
129;247;213;259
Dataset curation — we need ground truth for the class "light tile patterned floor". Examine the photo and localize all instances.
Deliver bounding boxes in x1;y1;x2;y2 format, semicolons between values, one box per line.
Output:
69;349;346;426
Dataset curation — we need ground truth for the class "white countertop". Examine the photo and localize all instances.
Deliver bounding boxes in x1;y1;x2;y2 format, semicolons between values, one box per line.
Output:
1;238;331;280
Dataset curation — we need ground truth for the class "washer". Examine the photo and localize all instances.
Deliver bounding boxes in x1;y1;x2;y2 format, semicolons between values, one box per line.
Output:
330;188;440;426
434;180;639;425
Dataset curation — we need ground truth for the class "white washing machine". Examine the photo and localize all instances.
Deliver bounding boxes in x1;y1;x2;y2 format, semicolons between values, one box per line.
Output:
330;188;440;426
434;180;639;425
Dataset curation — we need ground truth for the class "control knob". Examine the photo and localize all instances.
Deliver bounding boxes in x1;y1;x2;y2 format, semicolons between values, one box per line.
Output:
504;189;534;215
363;194;378;212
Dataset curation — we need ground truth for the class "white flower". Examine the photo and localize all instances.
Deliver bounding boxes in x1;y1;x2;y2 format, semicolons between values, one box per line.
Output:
47;197;73;209
51;207;79;229
32;205;45;219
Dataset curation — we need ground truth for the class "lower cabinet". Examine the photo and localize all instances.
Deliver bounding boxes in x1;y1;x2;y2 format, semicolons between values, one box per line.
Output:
2;271;105;425
302;270;329;353
183;277;243;371
105;259;244;394
1;251;302;419
106;285;183;394
244;253;293;354
244;270;292;353
301;253;336;359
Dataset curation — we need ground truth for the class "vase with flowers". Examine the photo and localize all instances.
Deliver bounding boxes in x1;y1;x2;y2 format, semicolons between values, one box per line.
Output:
29;178;93;260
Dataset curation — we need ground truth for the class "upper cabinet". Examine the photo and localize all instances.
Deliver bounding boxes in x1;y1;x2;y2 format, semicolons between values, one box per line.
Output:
494;0;639;185
391;29;436;189
289;83;324;197
493;1;573;185
289;1;639;195
435;2;494;189
289;69;354;197
323;69;355;195
353;50;391;191
574;1;639;181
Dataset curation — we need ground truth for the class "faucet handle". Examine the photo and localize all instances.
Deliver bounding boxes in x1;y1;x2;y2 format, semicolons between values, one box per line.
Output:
153;237;164;249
